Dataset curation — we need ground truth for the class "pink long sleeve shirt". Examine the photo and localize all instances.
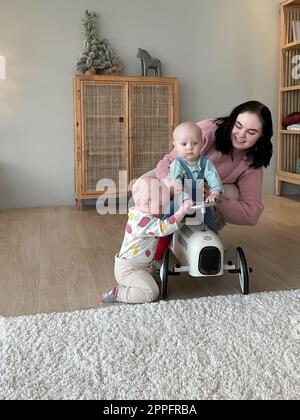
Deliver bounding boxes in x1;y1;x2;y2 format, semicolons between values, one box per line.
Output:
156;119;264;226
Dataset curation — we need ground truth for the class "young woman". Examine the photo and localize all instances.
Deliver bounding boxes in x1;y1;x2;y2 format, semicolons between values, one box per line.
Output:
157;100;273;226
155;101;273;259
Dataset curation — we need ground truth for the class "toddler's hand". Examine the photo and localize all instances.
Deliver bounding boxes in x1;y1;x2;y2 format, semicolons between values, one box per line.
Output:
206;191;221;203
180;199;194;214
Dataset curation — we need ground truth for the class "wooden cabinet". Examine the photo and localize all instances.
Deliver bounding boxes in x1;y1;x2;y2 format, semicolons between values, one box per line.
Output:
277;0;300;195
73;75;178;208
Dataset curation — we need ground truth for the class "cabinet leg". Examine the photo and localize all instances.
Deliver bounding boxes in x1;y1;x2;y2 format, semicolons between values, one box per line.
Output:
275;176;281;196
76;199;84;210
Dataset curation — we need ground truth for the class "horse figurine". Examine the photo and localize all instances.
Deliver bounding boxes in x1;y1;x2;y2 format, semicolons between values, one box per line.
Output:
136;48;162;77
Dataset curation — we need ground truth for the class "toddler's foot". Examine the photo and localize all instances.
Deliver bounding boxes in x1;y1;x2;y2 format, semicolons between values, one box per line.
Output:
100;286;119;304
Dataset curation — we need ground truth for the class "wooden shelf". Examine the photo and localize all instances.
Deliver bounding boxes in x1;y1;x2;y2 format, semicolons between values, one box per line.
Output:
278;171;300;183
282;0;300;7
280;130;300;134
277;3;300;195
77;75;178;83
281;85;300;91
282;40;300;50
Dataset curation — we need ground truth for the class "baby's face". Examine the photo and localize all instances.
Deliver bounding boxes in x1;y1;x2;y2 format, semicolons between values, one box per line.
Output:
173;124;203;163
134;179;171;216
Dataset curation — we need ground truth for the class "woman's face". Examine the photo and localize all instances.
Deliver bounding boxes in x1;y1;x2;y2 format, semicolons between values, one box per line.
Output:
231;112;263;151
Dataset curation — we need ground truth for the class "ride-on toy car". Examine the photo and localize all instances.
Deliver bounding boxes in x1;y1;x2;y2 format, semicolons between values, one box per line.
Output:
160;201;252;299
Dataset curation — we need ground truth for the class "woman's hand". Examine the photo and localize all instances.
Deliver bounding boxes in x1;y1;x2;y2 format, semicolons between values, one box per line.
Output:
214;206;225;230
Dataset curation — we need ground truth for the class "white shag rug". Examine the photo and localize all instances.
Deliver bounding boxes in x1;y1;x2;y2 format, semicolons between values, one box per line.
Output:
1;290;300;400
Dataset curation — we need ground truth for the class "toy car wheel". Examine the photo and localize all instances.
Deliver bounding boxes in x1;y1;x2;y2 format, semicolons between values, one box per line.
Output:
160;248;170;299
236;247;250;295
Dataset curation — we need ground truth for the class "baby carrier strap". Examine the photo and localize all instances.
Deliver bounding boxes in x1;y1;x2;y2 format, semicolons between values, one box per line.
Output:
197;155;207;180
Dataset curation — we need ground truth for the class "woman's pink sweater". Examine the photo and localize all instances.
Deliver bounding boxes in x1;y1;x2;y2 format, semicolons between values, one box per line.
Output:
156;119;264;226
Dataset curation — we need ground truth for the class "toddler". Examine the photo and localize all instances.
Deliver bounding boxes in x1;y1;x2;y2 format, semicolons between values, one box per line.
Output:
101;177;193;304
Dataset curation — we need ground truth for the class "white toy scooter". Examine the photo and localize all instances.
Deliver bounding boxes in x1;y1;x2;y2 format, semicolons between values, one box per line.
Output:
160;201;252;299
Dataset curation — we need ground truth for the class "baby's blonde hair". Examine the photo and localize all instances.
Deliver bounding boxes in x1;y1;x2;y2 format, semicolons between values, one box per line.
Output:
132;177;169;205
173;122;202;142
132;177;152;199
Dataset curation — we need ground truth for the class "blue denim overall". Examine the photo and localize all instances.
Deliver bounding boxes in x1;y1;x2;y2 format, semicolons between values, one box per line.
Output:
163;156;217;233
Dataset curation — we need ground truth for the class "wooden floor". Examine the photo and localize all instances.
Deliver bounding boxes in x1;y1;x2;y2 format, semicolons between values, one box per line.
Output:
0;196;299;317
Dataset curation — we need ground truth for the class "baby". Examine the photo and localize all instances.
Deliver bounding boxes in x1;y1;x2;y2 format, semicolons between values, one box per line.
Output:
164;122;224;232
101;177;193;304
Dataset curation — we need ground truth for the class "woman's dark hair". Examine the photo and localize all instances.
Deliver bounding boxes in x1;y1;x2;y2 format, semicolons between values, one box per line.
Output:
214;101;273;168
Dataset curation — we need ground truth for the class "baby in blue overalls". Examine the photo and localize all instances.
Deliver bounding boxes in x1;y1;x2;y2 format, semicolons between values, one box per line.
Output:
164;122;224;233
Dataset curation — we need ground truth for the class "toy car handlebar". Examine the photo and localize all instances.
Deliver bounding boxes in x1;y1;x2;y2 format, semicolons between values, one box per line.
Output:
191;200;222;210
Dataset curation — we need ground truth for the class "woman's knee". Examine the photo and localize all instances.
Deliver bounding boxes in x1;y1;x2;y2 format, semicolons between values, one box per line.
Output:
223;184;239;199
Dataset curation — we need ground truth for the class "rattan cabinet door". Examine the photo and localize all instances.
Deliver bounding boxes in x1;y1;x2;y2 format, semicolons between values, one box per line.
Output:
82;82;127;193
130;83;173;180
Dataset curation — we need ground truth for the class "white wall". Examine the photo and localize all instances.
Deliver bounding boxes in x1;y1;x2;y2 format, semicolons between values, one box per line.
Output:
0;0;281;208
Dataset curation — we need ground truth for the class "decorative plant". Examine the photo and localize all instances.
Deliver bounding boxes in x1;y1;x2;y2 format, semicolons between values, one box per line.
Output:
76;10;121;75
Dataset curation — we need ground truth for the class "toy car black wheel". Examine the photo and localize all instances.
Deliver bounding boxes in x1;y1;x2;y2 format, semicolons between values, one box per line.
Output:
160;248;170;299
236;247;250;295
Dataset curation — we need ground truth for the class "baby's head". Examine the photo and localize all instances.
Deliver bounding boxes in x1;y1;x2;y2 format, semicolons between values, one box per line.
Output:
132;177;171;216
173;122;203;163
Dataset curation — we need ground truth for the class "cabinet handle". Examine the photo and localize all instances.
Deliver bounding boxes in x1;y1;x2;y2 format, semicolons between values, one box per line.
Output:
119;117;124;123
